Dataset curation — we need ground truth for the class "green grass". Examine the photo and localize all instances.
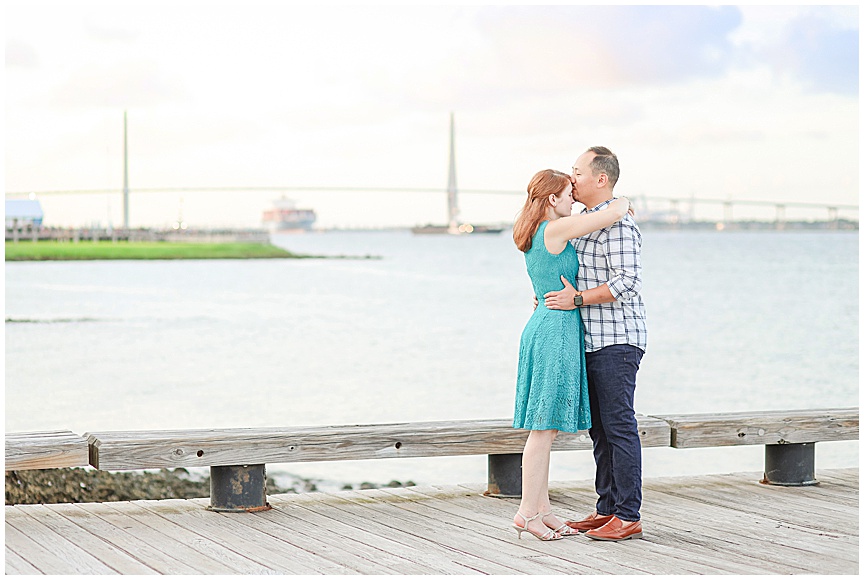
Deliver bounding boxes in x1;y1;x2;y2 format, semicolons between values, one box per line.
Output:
5;241;313;261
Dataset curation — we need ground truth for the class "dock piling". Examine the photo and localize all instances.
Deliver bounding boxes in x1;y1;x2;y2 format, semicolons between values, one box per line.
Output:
485;453;522;497
207;464;271;512
761;442;818;486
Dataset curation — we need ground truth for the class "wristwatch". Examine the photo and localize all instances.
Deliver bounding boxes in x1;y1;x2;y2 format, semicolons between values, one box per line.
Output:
573;292;583;307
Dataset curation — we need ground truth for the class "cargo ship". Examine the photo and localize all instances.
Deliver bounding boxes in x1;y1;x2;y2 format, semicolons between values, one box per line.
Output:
262;198;316;232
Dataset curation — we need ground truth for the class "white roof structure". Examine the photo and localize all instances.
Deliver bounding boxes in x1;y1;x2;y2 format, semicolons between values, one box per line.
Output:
5;200;44;225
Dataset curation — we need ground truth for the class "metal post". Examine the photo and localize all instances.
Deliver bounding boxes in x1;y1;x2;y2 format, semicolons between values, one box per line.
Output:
761;443;818;486
484;453;522;498
208;464;271;512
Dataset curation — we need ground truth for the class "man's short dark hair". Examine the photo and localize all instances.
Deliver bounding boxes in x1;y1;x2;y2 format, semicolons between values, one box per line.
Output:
587;146;619;189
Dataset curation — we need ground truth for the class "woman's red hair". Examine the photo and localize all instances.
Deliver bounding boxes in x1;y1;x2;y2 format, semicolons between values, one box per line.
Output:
513;169;571;252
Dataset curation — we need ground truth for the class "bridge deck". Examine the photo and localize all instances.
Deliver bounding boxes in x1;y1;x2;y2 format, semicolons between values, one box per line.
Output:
5;468;858;575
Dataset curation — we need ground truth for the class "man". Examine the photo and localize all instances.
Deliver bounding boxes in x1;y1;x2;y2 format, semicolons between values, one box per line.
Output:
544;146;647;541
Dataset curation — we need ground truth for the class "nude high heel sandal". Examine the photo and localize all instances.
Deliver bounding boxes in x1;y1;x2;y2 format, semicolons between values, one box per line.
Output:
512;511;562;541
542;511;579;537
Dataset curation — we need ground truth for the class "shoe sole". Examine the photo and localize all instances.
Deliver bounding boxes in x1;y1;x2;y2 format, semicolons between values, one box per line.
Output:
585;532;643;541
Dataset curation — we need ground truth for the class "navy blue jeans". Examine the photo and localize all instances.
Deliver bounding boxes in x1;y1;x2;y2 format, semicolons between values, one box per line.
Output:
585;344;644;522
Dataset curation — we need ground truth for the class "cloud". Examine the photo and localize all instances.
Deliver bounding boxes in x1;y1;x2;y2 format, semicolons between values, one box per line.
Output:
470;6;743;89
730;6;858;95
579;5;743;84
772;11;858;95
6;40;39;67
49;60;186;108
436;5;855;102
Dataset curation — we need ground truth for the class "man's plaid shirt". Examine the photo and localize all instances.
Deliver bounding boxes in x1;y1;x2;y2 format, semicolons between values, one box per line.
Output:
571;198;647;353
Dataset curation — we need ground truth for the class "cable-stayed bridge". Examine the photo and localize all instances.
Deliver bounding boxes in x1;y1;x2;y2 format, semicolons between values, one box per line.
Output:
5;185;857;227
6;111;857;230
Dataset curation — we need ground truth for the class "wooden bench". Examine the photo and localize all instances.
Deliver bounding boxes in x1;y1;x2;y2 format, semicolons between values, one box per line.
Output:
9;408;858;512
5;430;90;471
651;407;858;485
86;415;671;510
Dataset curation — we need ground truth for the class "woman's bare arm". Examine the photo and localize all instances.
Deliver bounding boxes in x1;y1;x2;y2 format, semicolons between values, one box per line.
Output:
544;197;629;253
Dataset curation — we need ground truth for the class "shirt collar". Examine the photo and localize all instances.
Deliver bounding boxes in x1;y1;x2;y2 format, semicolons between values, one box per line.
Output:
581;198;615;214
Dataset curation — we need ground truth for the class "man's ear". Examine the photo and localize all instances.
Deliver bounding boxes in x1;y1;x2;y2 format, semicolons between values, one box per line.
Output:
597;173;608;187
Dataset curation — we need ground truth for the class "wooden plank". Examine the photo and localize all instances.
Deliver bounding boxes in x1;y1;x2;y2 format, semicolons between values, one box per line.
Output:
652;407;858;448
642;473;859;564
42;502;200;574
552;474;855;574
86;415;669;470
234;496;445;574
262;493;484;574
310;487;556;575
4;506;117;574
448;483;743;575
4;522;89;575
815;468;860;489
5;469;857;575
678;473;860;526
137;498;359;575
381;484;664;575
92;501;268;574
637;483;857;572
374;486;623;574
197;496;429;575
5;545;42;575
264;491;523;575
5;430;89;470
548;478;846;575
674;471;860;521
6;504;159;574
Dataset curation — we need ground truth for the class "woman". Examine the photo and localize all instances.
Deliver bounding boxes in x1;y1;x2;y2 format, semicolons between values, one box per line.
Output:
511;169;629;541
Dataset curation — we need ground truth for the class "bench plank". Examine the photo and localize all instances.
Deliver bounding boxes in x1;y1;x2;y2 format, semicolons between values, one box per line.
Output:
87;415;671;470
651;408;858;448
5;430;90;470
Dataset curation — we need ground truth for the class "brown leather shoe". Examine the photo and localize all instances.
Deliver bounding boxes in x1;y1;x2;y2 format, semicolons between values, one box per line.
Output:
585;516;643;541
565;511;615;532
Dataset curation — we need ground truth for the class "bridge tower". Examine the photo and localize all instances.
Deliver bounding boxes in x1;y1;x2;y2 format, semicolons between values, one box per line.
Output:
446;112;459;234
123;110;129;229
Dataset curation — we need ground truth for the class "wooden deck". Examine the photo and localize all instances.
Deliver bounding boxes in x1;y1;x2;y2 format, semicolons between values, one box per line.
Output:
5;468;858;575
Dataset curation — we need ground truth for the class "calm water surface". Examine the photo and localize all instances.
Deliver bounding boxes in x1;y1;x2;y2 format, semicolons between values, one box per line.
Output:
5;230;858;487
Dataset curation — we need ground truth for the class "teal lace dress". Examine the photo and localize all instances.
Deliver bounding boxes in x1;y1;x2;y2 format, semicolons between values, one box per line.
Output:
513;221;591;433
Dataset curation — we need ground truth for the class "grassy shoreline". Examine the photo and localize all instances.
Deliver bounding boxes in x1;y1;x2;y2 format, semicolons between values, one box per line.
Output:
5;241;311;261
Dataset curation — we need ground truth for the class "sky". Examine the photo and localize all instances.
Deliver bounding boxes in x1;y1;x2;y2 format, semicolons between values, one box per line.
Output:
5;2;860;228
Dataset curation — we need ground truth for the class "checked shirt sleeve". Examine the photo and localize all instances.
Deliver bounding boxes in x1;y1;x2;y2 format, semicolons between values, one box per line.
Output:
602;218;643;301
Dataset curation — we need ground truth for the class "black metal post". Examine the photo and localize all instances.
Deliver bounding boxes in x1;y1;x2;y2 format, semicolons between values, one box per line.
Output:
208;464;271;512
484;453;522;498
761;443;818;486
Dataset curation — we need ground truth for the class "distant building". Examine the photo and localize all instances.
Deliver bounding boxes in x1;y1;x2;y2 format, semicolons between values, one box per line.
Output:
5;200;44;228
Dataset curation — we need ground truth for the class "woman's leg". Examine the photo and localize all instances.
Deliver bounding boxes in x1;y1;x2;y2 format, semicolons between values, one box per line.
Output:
514;429;558;536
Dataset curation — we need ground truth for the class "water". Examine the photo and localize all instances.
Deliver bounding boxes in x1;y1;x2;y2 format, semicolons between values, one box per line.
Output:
5;230;858;489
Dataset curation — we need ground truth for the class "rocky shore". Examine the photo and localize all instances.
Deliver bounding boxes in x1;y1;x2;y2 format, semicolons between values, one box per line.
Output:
5;468;416;506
